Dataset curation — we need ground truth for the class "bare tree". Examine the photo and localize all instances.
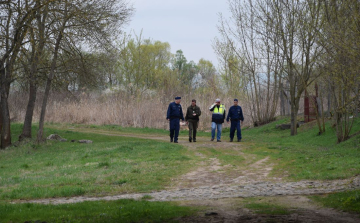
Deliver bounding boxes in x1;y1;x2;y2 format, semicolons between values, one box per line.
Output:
319;0;360;142
215;0;283;126
264;0;324;135
0;0;46;148
19;0;48;141
36;0;134;141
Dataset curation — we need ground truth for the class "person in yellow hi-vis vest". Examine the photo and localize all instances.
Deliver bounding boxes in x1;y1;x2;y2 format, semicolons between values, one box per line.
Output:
209;98;226;142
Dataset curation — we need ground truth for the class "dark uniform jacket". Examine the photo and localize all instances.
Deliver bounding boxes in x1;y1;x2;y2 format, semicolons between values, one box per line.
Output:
226;105;244;122
166;102;184;120
185;105;201;121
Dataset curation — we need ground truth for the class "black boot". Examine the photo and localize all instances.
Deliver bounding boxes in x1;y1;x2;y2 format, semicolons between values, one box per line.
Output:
189;137;192;142
170;138;173;142
193;138;196;142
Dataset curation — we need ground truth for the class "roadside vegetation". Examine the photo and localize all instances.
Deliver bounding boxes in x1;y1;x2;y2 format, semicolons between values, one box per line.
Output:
0;199;196;223
311;190;360;214
1;117;360;221
1;124;199;201
243;117;360;180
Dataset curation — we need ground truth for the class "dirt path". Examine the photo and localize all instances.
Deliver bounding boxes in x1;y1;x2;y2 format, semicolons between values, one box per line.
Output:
19;128;360;222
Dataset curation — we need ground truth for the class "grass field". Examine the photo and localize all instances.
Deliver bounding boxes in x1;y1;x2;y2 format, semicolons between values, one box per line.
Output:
1;117;360;221
311;190;360;214
0;199;196;223
242;117;360;180
1;124;199;201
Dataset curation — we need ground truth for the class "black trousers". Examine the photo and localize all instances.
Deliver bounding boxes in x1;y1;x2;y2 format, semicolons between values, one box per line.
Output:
169;119;180;142
188;119;198;139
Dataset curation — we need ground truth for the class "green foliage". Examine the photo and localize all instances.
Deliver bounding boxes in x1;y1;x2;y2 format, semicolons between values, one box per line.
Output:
117;34;173;95
172;50;199;89
312;190;360;214
0;199;195;223
243;117;360;180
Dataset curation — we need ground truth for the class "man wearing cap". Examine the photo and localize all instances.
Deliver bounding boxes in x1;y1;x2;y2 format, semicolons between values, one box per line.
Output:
185;99;201;142
209;98;226;142
226;99;244;142
166;97;185;143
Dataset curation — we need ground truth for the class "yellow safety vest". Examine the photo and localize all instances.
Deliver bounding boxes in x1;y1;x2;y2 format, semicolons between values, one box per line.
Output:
213;104;225;115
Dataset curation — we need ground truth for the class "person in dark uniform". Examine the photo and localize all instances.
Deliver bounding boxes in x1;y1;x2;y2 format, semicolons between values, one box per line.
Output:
166;96;185;143
185;99;201;142
226;99;244;142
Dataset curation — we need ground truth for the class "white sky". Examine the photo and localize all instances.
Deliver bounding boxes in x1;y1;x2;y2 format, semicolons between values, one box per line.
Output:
126;0;231;68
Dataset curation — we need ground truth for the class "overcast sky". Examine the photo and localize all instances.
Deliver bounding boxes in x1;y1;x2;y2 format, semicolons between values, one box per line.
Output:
125;0;231;68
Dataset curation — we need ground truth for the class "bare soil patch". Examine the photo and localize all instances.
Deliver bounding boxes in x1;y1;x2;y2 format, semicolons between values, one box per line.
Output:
177;196;360;223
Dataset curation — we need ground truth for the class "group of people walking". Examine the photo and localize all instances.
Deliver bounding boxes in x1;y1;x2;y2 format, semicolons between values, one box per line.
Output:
166;97;244;143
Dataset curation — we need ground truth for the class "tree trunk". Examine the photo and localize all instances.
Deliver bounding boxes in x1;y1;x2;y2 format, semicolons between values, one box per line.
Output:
20;4;47;141
1;68;11;149
280;83;285;116
37;77;51;142
19;80;37;141
0;97;2;133
356;84;359;118
290;101;298;135
327;83;332;117
335;112;343;143
37;23;64;142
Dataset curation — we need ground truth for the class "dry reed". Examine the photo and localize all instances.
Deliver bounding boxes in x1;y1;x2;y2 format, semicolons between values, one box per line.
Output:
10;90;253;130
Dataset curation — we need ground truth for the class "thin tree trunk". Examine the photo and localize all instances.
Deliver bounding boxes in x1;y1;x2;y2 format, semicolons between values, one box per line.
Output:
290;101;298;135
19;80;37;140
335;112;343;143
37;60;57;142
356;84;359;118
0;97;2;133
37;21;64;142
1;68;11;149
20;4;47;141
280;83;285;116
327;82;332;117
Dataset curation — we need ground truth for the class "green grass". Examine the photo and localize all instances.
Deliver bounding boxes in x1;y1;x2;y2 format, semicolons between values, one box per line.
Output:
242;117;360;180
0;199;196;223
0;123;198;201
311;190;360;214
4;118;360;218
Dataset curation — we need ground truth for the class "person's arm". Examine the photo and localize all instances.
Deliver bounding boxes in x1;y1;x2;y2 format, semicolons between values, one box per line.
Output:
226;107;230;122
223;109;226;121
180;106;185;121
209;103;216;111
197;106;201;117
166;103;171;120
240;107;244;122
185;107;189;121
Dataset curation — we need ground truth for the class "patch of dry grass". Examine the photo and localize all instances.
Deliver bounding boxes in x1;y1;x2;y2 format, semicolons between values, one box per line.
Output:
10;91;253;130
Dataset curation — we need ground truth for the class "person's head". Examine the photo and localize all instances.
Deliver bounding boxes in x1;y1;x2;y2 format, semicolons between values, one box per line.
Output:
191;99;196;106
215;98;221;105
233;98;238;106
175;96;181;104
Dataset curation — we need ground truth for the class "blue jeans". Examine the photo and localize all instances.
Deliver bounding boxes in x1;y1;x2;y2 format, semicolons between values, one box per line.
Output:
230;120;242;140
211;122;222;140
